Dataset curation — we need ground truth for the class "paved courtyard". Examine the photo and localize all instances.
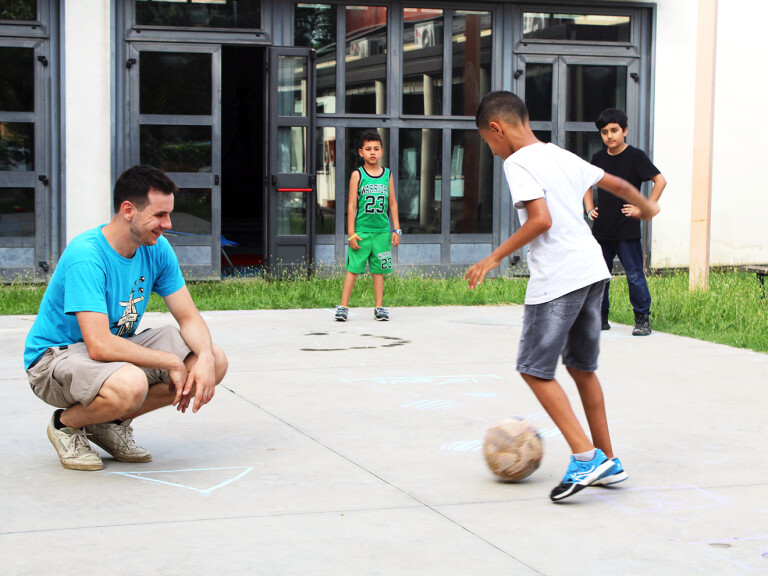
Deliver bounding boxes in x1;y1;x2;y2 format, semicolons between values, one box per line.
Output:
1;306;766;575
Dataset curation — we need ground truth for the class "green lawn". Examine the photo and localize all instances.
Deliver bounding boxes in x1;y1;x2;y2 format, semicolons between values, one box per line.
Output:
2;269;766;353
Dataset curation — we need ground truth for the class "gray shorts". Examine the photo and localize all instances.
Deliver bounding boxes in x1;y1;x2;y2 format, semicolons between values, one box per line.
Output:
516;280;607;380
27;325;192;408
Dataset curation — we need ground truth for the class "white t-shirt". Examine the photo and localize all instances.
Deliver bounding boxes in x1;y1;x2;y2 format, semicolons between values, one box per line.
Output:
504;142;610;305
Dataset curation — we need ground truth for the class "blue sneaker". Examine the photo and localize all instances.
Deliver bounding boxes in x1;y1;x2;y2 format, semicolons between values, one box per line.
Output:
550;449;615;502
593;457;628;486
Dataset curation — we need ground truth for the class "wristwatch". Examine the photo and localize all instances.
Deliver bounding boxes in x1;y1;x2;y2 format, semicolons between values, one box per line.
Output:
394;229;402;236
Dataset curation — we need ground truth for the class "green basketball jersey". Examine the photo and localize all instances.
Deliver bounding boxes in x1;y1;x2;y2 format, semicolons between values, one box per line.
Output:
355;166;390;232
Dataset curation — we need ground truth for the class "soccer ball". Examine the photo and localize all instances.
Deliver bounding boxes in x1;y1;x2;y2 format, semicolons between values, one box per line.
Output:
483;418;543;482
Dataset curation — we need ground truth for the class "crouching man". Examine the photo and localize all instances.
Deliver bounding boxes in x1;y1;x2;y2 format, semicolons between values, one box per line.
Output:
24;165;228;470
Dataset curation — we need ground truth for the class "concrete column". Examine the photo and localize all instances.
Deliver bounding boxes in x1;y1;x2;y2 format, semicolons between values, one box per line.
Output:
64;0;112;241
689;0;718;290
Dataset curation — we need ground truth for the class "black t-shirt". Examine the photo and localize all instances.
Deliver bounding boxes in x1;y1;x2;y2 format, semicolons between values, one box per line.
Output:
590;145;660;241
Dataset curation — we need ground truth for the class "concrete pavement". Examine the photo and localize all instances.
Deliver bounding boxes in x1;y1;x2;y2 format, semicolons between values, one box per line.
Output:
1;306;767;575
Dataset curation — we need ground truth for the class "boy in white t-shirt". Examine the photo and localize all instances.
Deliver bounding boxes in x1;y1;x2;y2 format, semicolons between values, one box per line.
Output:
466;91;659;502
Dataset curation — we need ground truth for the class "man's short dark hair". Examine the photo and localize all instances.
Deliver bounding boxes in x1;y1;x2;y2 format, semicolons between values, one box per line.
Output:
475;91;529;129
595;108;628;131
358;130;382;149
113;165;177;213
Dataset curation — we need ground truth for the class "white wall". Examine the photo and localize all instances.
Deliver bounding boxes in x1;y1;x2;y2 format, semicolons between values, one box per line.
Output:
709;1;768;265
64;0;112;243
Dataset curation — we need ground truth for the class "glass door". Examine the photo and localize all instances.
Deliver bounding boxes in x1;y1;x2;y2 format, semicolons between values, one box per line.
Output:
0;38;51;280
266;47;316;274
519;54;638;160
126;43;222;278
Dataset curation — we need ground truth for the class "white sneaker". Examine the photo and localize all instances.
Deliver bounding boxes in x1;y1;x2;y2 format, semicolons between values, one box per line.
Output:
47;412;103;471
85;419;152;463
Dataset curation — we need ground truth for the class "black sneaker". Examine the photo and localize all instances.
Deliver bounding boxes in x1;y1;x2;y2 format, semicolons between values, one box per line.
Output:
335;306;348;321
632;312;651;336
601;317;611;331
374;307;389;321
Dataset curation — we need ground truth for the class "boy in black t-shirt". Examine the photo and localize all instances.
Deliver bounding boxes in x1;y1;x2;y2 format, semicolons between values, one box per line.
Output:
584;108;667;336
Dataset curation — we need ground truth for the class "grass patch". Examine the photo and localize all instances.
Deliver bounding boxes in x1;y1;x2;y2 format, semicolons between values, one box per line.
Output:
3;268;767;353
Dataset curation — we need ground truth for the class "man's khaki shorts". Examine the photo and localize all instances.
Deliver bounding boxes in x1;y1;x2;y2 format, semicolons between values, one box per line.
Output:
27;325;192;408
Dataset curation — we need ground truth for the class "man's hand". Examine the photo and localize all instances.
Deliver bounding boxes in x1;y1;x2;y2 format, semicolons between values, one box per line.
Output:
465;254;501;290
174;351;217;414
588;207;599;220
349;237;360;250
391;232;401;247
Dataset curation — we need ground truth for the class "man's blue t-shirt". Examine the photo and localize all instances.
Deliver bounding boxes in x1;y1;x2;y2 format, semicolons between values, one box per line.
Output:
24;225;186;369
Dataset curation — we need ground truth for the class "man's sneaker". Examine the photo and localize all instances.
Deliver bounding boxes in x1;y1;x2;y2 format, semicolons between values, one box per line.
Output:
632;312;651;336
550;448;614;502
85;419;152;463
335;305;348;321
374;307;389;321
47;412;103;471
593;457;629;486
601;314;611;331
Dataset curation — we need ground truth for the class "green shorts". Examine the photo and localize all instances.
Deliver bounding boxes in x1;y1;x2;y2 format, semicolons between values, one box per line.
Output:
346;231;393;275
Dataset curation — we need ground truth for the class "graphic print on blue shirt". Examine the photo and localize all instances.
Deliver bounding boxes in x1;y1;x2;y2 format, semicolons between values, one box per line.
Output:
113;276;147;336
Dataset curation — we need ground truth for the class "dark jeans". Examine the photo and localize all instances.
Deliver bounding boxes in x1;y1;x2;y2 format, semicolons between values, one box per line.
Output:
599;238;651;316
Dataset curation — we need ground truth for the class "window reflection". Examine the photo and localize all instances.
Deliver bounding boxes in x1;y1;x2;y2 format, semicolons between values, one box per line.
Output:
170;188;212;235
403;8;443;116
316;127;336;234
277;126;306;173
566;131;604;162
567;65;627;122
399;128;441;234
140;52;212;116
277;55;307;117
523;13;630;42
140;125;212;172
0;188;34;237
295;3;337;114
452;11;492;116
451;130;492;234
346;6;387;114
0;47;34;113
0;123;34;172
525;63;553;122
135;0;261;30
0;0;36;21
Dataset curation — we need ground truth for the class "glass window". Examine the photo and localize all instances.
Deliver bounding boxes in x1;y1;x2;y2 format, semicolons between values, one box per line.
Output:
399;128;441;234
295;3;336;114
451;11;492;117
450;130;492;234
0;188;34;237
403;8;443;116
533;130;551;144
140;125;212;172
277;55;307;117
566;131;603;162
277;192;307;235
171;188;212;235
277;126;306;173
0;47;34;113
316;127;336;234
345;127;389;233
0;123;34;171
567;65;627;122
345;6;387;114
523;13;630;42
140;52;212;116
525;63;552;122
135;0;261;30
0;1;36;21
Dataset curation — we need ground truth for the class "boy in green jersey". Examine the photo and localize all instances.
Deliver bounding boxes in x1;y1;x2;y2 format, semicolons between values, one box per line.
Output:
335;131;401;322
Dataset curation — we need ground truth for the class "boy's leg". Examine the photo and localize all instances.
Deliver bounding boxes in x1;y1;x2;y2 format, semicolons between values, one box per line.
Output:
566;367;613;459
372;273;384;308
520;373;593;454
599;240;617;322
615;240;651;315
340;271;358;307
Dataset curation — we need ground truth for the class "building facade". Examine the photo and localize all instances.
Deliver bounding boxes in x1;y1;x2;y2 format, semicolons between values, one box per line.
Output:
1;0;765;281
